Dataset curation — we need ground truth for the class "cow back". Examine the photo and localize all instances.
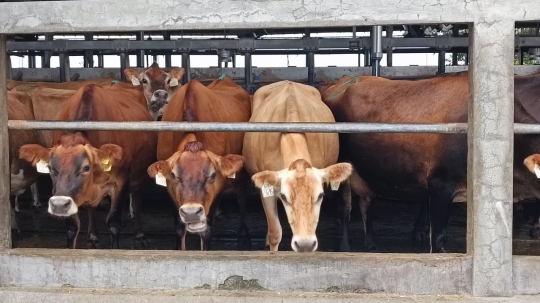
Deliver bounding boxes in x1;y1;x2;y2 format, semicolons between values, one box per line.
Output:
243;81;339;174
157;77;251;160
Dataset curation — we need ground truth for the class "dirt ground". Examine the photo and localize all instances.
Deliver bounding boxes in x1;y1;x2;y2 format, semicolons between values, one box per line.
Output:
11;174;540;254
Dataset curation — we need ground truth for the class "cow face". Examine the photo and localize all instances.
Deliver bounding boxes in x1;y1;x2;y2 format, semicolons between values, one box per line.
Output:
19;134;122;217
148;141;243;234
124;63;185;120
252;159;352;252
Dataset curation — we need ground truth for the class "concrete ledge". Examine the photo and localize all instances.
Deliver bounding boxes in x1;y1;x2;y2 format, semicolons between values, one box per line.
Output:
0;249;471;295
1;287;540;303
514;256;540;295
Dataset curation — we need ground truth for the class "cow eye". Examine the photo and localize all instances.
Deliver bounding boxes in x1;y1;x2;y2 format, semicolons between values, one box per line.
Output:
170;172;176;179
317;193;324;202
279;193;288;203
207;171;217;183
167;79;171;84
142;78;148;84
82;165;91;172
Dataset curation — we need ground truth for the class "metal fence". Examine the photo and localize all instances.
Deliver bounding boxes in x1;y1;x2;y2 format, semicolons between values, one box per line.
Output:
1;0;540;298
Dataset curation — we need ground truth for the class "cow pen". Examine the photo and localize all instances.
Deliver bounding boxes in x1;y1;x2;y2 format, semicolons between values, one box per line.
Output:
2;0;540;300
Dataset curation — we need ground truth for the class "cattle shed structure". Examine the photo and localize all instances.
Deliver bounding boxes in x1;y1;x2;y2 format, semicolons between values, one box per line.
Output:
1;0;540;301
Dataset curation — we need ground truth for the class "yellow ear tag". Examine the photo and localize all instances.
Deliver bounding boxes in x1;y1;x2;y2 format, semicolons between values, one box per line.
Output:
101;158;112;172
169;78;179;87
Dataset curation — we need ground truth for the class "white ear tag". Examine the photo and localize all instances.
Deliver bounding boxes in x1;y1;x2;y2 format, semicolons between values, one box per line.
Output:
228;173;235;179
330;181;340;191
155;172;167;187
131;75;140;86
169;78;179;87
535;164;540;179
262;183;274;198
36;160;50;174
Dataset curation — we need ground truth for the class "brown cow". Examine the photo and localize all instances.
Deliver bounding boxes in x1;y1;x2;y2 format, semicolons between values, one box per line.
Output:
124;63;185;120
19;84;157;249
8;91;45;229
321;73;540;252
243;81;352;252
147;76;251;251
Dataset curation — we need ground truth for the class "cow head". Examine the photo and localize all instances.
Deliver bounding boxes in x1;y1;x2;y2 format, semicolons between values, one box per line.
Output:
124;62;185;120
147;141;243;234
252;159;352;252
19;133;122;217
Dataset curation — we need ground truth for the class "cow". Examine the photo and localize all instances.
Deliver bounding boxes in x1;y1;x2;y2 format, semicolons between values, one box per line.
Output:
19;84;157;249
243;81;353;252
8;91;45;230
124;63;186;121
147;76;251;251
320;72;540;253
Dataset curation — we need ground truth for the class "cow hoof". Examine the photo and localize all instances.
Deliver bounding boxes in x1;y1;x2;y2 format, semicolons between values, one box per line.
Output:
530;227;540;239
86;240;101;249
134;234;149;249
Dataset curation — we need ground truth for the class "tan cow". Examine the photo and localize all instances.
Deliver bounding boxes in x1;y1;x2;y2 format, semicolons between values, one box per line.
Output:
124;62;185;120
147;76;251;251
243;81;352;252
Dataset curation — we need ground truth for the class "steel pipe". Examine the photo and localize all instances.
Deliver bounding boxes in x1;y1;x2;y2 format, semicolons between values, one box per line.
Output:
371;25;383;77
7;120;468;134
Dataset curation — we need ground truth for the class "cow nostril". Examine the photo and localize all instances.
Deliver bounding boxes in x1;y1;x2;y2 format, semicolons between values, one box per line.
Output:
196;208;204;216
311;241;317;249
63;201;71;208
293;241;299;248
179;208;187;216
157;115;163;121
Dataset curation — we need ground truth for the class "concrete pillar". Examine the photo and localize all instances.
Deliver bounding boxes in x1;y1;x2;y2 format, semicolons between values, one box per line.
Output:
467;20;514;297
0;35;11;250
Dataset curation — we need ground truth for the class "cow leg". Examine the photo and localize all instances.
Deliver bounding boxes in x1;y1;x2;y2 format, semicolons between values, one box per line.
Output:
428;180;453;253
86;208;100;249
530;198;540;238
31;182;41;208
10;195;20;235
130;188;149;249
65;214;80;249
350;172;377;252
412;200;430;242
106;185;128;249
260;192;282;251
335;178;351;252
236;179;252;251
173;210;187;250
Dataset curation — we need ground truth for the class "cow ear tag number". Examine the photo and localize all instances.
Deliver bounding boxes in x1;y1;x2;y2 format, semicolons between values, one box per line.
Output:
101;158;112;172
262;183;274;197
330;181;340;191
155;171;167;187
534;164;540;179
36;160;50;174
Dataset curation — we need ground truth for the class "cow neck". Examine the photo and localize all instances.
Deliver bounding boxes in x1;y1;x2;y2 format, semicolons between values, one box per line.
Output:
280;133;312;169
177;133;198;152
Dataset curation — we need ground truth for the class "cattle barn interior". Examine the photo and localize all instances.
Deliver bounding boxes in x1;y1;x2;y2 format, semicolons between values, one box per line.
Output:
6;23;540;255
3;1;540;298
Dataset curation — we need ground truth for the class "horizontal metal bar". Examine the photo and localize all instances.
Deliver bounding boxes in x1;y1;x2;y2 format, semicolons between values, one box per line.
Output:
514;123;540;134
6;37;472;52
7;121;468;133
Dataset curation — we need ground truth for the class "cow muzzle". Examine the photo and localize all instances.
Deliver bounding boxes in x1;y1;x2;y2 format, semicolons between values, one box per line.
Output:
48;196;78;217
179;205;207;233
291;235;318;253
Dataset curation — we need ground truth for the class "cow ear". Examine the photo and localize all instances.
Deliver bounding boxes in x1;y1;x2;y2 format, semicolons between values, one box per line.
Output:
214;154;244;177
147;161;171;178
168;68;185;87
124;68;141;86
252;171;280;188
96;144;122;171
321;163;353;184
19;144;51;166
524;154;540;175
